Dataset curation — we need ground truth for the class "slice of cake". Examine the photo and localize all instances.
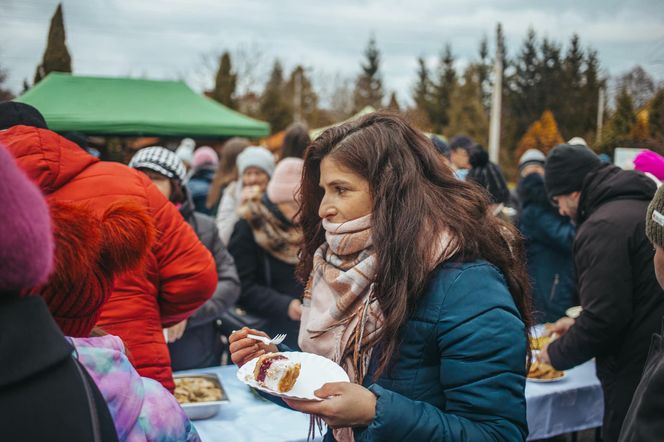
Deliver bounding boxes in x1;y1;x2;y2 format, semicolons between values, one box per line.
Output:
253;353;301;393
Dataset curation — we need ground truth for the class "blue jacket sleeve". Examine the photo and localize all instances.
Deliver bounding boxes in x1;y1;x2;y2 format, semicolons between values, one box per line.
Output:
529;208;576;255
355;265;528;442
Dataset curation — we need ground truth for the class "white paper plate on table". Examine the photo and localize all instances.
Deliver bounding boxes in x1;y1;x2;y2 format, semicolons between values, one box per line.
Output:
527;371;567;383
237;352;349;401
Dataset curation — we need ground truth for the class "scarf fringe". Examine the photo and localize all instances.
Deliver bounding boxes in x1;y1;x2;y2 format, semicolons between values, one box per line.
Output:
308;414;324;441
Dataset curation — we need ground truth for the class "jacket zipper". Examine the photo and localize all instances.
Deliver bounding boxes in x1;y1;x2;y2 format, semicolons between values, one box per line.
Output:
549;274;560;302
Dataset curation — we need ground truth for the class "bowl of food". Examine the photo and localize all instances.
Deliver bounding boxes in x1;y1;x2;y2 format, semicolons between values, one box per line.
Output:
173;373;229;420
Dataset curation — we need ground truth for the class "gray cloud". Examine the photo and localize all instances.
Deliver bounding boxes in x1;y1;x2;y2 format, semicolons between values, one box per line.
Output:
2;0;663;106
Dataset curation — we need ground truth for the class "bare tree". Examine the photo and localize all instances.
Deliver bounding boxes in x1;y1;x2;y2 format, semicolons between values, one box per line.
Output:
616;65;656;109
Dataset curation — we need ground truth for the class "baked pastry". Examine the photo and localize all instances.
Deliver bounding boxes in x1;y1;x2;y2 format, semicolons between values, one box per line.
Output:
253;353;301;392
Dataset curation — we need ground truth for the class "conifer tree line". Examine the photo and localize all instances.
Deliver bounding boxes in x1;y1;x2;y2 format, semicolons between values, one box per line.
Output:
5;3;664;170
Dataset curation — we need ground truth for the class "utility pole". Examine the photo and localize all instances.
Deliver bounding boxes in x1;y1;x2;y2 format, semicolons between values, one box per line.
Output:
596;86;605;142
488;28;503;164
294;68;303;123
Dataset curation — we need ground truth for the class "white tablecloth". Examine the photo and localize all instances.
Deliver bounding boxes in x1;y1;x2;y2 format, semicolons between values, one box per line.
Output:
525;359;603;440
180;359;603;442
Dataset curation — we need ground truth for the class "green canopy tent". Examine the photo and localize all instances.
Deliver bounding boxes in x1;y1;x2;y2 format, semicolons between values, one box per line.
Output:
16;73;270;138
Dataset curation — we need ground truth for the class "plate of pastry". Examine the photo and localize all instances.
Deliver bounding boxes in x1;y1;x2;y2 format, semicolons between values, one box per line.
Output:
527;359;567;383
237;352;349;401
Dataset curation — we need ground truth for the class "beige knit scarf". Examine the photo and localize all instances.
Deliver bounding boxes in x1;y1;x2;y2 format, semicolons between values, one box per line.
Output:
237;198;302;264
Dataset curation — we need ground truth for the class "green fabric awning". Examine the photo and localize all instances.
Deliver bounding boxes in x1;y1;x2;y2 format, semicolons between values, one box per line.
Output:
16;73;270;138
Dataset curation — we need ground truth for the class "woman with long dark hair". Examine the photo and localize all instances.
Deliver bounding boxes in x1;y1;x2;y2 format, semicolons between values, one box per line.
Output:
230;112;532;441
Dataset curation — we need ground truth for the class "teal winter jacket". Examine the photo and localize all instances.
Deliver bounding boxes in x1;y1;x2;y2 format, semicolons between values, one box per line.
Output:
351;260;528;442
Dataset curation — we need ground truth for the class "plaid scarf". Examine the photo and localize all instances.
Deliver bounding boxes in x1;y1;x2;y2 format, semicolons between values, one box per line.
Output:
300;215;459;441
237;198;302;264
299;214;382;442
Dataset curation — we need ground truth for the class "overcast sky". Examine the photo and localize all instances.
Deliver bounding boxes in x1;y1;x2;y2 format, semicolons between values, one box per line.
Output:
2;0;663;107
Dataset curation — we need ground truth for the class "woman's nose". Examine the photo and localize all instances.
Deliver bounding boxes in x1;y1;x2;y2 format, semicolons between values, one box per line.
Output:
318;196;336;219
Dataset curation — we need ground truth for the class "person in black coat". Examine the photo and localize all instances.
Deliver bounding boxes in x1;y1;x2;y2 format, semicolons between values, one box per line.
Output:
228;158;304;349
517;165;576;323
540;144;664;442
619;184;664;441
168;186;241;369
0;143;117;442
129;146;242;369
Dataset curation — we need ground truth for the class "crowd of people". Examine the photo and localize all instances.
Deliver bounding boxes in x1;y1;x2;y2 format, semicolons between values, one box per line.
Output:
1;99;663;441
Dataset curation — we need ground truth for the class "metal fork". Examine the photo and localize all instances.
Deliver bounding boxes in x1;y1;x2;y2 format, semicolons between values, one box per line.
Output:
247;333;287;346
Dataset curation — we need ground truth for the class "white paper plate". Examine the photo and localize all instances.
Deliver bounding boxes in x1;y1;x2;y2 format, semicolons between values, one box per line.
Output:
237;352;349;401
527;371;567;383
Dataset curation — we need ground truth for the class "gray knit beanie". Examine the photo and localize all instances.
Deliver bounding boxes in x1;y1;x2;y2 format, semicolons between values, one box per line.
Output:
518;149;546;172
646;185;664;248
236;146;275;177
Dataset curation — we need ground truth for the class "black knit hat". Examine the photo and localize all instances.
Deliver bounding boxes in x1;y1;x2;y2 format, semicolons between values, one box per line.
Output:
449;135;474;152
0;101;48;130
544;144;601;200
467;149;510;204
646;185;664;249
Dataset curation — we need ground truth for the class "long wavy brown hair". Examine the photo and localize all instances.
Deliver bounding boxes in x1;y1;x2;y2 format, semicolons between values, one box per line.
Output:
297;112;533;378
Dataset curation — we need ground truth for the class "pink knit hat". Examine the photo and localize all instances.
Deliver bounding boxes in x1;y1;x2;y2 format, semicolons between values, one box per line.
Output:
0;144;54;292
267;158;304;204
634;150;664;180
192;146;219;169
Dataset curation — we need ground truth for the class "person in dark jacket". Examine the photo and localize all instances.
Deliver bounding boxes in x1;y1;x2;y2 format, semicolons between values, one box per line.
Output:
517;150;576;323
467;147;516;222
0;143;118;442
130;146;241;370
228;157;304;349
229;113;532;441
618;184;664;441
540;144;664;442
186;146;219;215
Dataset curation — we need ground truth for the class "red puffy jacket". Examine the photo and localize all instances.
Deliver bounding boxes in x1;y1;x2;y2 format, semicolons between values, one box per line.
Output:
1;126;217;391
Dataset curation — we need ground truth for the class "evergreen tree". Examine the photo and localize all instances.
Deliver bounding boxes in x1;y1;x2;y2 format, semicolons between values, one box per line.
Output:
259;60;293;133
431;43;457;133
539;38;564;116
649;88;664;145
582;49;601;142
387;91;400;112
0;63;14;101
560;34;585;136
447;65;489;146
34;3;71;84
599;87;637;153
412;57;433;125
353;36;384;111
508;28;541;142
284;65;321;126
211;51;237;109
